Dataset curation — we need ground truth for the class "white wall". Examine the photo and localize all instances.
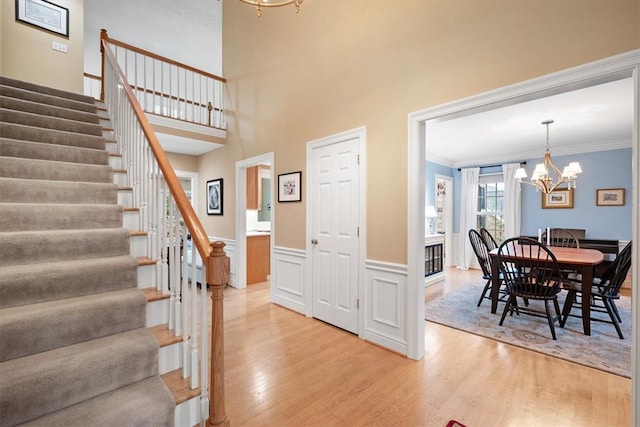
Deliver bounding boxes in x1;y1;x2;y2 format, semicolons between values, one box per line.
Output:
83;0;222;77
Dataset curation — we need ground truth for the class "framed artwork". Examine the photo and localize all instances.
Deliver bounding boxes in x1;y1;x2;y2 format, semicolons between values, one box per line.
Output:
542;188;574;209
278;171;302;202
596;188;625;206
207;178;223;215
15;0;69;37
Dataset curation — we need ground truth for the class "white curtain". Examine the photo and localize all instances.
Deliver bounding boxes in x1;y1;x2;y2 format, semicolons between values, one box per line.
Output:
458;167;479;270
502;163;522;239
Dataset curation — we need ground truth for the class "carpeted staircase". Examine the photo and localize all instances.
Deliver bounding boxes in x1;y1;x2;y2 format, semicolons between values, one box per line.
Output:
0;76;175;426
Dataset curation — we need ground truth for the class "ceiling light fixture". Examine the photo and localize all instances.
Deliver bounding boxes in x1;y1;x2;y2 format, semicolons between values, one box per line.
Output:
514;120;582;193
239;0;303;17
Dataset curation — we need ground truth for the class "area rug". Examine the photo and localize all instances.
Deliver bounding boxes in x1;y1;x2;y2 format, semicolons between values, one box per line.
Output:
425;282;631;378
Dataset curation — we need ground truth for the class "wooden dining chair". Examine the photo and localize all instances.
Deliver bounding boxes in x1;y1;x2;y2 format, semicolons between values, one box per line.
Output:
541;228;580;248
560;241;632;339
469;229;507;307
497;237;564;340
480;227;499;251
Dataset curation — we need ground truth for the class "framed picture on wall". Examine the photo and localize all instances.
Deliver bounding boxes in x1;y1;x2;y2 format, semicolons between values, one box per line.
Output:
596;188;625;206
278;171;302;202
207;178;223;215
15;0;70;37
542;188;574;209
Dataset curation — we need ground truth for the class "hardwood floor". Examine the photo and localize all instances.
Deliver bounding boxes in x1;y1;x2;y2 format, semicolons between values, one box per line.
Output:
220;267;630;426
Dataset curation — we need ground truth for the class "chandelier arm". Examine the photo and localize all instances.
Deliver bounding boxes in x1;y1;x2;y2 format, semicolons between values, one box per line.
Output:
238;0;300;8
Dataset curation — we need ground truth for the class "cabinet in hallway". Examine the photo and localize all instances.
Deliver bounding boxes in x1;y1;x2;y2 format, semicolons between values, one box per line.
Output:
247;234;270;285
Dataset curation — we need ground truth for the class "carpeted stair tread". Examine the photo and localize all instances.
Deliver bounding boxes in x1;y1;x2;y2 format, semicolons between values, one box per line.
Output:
0;255;138;309
0;94;100;125
0;108;103;137
17;376;175;427
0;122;105;150
0;328;160;427
0;228;131;267
0;137;108;165
0;84;98;115
0;156;113;183
0;203;123;232
0;288;148;362
0;76;96;105
0;177;117;204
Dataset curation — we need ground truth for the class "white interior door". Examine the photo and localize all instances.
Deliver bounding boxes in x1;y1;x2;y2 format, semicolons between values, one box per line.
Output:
310;136;360;334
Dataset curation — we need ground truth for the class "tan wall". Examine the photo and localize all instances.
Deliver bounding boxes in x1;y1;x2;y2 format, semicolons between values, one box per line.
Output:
219;1;640;264
1;0;83;93
198;146;239;238
167;153;199;173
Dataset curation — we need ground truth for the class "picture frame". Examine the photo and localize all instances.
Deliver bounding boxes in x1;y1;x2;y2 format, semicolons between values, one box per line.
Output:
542;188;574;209
278;171;302;202
596;188;625;206
206;178;223;215
15;0;69;38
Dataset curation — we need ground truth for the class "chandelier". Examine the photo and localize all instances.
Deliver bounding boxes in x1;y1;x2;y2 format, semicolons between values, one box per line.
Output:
239;0;303;17
514;120;582;193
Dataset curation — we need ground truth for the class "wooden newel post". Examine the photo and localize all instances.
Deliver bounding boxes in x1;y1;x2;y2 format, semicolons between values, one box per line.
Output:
206;241;230;427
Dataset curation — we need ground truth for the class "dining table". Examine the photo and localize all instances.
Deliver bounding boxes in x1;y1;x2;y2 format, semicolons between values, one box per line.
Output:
489;244;604;336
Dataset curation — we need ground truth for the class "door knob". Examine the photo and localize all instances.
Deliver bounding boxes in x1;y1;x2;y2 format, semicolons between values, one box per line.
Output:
311;238;318;245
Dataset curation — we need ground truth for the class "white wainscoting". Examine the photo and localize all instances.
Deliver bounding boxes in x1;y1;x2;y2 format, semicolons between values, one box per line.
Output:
208;236;237;288
364;260;408;355
271;246;307;314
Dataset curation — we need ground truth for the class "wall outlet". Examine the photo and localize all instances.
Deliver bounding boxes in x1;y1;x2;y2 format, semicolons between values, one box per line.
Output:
52;41;68;53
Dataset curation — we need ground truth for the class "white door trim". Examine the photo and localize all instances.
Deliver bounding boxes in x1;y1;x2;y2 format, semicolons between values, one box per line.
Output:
175;170;198;211
235;152;275;290
408;50;640;363
306;126;367;337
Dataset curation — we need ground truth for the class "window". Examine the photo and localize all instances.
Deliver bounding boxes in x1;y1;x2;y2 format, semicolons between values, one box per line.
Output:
477;174;505;242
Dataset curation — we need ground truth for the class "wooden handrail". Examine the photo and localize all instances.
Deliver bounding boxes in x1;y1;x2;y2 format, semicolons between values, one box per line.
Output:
83;72;101;81
101;29;226;84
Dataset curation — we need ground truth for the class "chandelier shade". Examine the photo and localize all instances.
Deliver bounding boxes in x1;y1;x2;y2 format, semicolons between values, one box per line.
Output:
515;120;582;194
239;0;303;16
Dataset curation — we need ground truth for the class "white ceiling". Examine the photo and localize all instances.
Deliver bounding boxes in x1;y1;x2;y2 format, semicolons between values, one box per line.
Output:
425;77;634;168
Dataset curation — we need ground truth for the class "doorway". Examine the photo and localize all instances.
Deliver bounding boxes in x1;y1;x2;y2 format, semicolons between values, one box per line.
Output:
408;52;640;363
235;153;274;290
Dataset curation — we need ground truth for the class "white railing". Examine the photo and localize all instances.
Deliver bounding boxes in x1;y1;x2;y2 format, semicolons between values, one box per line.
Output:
102;35;229;426
95;29;226;130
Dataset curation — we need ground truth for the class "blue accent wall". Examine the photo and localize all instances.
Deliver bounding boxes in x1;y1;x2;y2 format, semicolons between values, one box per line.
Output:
426;147;632;240
520;148;631;240
425;161;453;206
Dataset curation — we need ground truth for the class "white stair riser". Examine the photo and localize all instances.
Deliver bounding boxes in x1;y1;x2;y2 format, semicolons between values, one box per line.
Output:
158;341;182;375
147;298;169;327
106;142;118;155
130;234;148;258
174;396;203;427
113;172;127;188
118;190;133;208
109;155;122;169
137;264;155;289
123;210;140;230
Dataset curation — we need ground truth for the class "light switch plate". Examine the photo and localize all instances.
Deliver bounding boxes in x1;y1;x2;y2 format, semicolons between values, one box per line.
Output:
52;41;68;53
